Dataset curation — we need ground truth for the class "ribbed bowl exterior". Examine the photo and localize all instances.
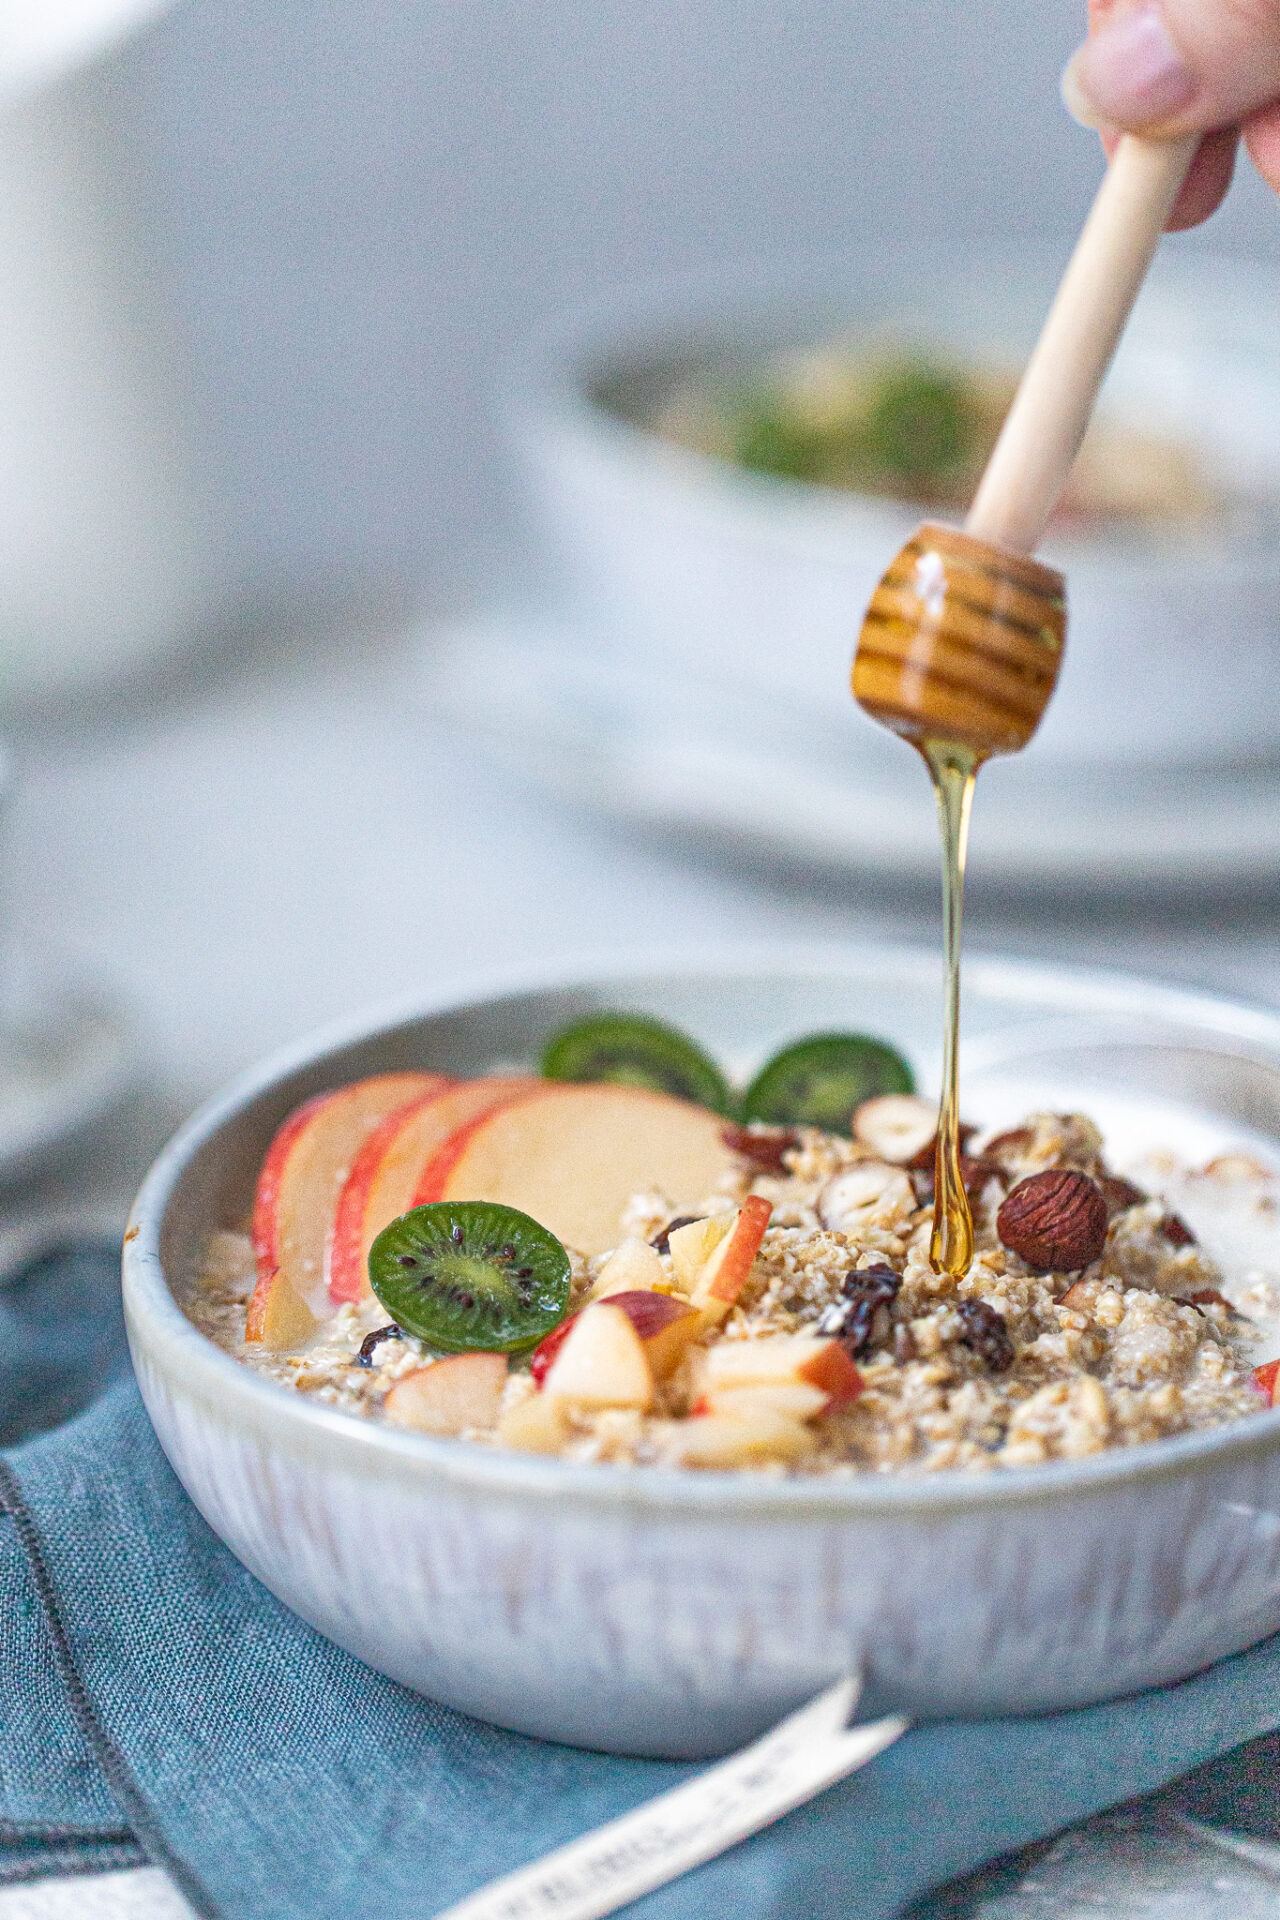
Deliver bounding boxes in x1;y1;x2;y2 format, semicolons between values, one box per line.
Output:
123;954;1280;1757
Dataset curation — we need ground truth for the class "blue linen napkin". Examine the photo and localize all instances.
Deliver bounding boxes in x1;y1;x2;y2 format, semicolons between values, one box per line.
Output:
6;1243;1280;1920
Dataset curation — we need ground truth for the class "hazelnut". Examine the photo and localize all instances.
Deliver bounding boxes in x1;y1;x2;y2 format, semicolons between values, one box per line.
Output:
996;1169;1107;1272
852;1094;937;1164
818;1163;915;1232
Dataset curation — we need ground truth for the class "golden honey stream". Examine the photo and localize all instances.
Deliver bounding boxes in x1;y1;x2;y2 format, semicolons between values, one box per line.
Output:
852;524;1066;1277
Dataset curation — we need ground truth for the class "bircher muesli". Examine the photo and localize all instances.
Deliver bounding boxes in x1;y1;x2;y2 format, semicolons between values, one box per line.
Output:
188;1015;1280;1475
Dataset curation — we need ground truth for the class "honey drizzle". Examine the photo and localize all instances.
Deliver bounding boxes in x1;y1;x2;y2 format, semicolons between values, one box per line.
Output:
920;738;984;1279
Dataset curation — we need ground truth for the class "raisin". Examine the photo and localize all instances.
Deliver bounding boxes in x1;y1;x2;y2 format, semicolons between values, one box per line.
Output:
355;1324;403;1367
816;1263;901;1355
650;1215;701;1255
720;1123;803;1176
955;1300;1014;1373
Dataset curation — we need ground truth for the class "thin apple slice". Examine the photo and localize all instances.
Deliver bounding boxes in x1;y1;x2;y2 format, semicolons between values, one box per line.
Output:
416;1081;739;1256
243;1268;319;1351
688;1196;773;1326
328;1075;536;1305
249;1071;449;1337
589;1237;670;1300
383;1353;508;1435
658;1406;815;1469
542;1300;654;1410
701;1382;832;1422
667;1214;733;1292
702;1331;863;1406
1254;1358;1280;1407
605;1290;701;1380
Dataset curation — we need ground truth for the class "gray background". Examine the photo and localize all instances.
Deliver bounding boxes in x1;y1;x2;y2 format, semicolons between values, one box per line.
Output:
99;0;1280;624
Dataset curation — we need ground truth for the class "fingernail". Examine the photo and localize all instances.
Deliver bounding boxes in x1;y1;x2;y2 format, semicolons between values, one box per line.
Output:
1062;5;1196;126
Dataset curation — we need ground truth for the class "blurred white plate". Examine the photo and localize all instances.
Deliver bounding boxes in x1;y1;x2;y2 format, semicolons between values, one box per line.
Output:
421;619;1280;891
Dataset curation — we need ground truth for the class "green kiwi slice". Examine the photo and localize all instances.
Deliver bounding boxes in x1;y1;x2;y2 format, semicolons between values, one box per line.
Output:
368;1201;571;1354
540;1012;731;1113
740;1033;914;1133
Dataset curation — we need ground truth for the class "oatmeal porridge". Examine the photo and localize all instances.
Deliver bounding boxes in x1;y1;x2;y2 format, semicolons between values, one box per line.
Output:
188;1057;1280;1476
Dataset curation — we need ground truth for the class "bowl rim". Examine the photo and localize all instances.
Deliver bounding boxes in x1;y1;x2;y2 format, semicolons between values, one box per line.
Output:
504;248;1280;574
124;940;1280;1519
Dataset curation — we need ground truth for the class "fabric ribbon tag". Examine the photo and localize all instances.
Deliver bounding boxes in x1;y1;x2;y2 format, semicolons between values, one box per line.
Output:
434;1678;908;1920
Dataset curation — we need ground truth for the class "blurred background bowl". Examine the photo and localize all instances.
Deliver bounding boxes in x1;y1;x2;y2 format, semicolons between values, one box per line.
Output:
512;251;1280;771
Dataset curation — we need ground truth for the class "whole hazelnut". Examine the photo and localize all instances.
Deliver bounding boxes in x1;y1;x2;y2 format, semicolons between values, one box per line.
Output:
996;1169;1107;1272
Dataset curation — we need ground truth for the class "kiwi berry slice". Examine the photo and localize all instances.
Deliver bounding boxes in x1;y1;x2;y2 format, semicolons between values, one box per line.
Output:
740;1033;914;1133
541;1011;731;1113
368;1201;571;1354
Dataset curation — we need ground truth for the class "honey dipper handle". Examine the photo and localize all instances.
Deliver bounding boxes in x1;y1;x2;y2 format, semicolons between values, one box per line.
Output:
965;133;1198;557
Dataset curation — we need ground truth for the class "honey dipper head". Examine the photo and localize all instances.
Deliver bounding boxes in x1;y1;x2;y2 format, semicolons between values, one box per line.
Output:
851;522;1066;756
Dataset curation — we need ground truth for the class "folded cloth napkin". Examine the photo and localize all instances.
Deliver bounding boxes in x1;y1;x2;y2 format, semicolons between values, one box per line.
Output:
6;1243;1280;1920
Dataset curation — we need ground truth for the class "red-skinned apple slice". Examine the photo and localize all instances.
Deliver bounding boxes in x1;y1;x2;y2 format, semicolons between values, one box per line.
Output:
328;1075;537;1305
679;1196;773;1328
243;1267;320;1349
542;1300;654;1410
247;1071;449;1344
1254;1358;1280;1407
415;1082;739;1255
383;1353;507;1435
702;1330;863;1406
602;1290;700;1380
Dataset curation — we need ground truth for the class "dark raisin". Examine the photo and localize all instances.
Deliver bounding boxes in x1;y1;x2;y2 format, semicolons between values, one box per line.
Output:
355;1324;404;1367
1099;1175;1148;1214
955;1299;1014;1373
1160;1213;1196;1247
720;1123;803;1176
651;1215;701;1255
817;1263;901;1355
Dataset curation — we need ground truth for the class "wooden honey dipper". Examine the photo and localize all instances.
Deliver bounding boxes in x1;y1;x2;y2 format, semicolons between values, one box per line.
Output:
851;131;1198;1278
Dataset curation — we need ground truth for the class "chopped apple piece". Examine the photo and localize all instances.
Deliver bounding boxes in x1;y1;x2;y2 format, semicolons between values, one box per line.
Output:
658;1406;815;1469
685;1197;774;1327
383;1353;507;1436
528;1313;579;1386
605;1289;700;1380
667;1214;732;1291
328;1075;536;1305
542;1301;654;1410
702;1332;863;1407
1253;1358;1280;1407
250;1071;449;1329
497;1388;568;1453
416;1081;739;1255
701;1382;831;1422
243;1268;319;1351
590;1237;670;1300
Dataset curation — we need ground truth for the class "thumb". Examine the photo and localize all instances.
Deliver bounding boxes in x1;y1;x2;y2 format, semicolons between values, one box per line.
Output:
1063;0;1280;135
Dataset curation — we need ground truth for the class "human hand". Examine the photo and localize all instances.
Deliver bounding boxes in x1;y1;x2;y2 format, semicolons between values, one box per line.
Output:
1062;0;1280;227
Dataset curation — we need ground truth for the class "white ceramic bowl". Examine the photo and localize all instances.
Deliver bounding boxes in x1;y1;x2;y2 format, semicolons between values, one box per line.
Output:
125;949;1280;1758
511;254;1280;770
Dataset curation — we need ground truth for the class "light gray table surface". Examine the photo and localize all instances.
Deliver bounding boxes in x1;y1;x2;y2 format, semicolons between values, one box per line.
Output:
6;616;1280;1919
